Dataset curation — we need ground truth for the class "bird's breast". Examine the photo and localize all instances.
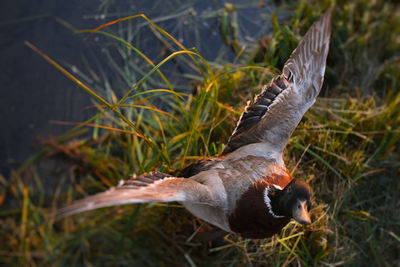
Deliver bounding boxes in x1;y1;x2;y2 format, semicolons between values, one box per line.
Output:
227;174;291;239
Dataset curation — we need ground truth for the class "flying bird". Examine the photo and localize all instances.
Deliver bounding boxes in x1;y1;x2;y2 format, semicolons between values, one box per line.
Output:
58;9;332;239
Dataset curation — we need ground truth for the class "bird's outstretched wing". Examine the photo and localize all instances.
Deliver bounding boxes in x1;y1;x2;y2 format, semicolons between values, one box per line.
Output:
57;172;218;217
222;9;332;155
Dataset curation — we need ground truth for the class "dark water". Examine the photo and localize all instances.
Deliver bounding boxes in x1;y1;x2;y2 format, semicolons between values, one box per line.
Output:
0;0;280;176
0;0;100;176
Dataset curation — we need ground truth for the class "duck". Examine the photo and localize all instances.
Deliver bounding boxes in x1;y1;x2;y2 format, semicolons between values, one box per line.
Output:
57;9;332;239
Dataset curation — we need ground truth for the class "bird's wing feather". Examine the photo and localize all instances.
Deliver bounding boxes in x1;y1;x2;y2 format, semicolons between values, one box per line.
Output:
222;9;332;155
57;172;219;217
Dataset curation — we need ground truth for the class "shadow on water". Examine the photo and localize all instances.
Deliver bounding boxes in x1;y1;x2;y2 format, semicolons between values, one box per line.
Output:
0;0;281;177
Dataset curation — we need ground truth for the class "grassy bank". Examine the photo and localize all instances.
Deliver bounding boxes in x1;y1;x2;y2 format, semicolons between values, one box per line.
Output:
1;0;399;266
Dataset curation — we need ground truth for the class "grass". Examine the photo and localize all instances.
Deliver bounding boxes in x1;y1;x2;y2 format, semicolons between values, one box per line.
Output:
1;0;400;266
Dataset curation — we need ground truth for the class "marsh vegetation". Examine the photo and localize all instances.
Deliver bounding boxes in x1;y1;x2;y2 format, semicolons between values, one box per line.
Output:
1;0;399;265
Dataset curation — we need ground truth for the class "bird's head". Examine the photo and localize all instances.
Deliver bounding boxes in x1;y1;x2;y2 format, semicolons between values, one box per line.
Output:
280;179;311;224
